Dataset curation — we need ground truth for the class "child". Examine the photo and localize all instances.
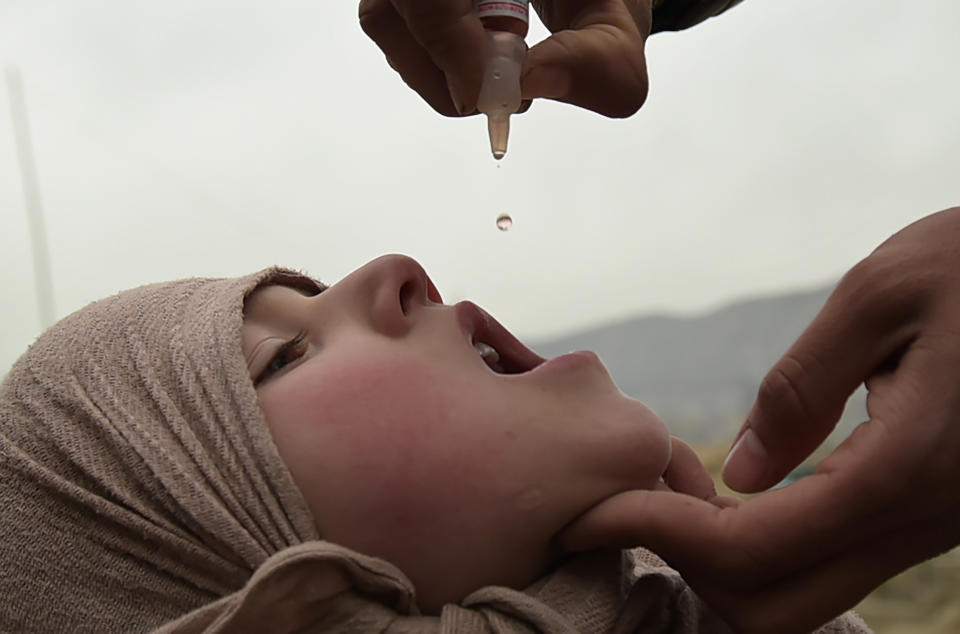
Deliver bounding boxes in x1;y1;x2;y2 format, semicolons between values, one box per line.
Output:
0;254;870;632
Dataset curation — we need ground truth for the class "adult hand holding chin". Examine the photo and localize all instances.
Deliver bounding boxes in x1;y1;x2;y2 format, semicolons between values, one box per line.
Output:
559;207;960;634
358;0;652;117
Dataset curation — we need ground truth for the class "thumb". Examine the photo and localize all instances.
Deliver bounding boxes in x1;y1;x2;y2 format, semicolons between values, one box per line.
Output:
522;3;650;117
723;273;918;493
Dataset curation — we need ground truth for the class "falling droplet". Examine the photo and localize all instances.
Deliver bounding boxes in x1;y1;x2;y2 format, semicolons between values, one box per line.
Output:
496;213;513;231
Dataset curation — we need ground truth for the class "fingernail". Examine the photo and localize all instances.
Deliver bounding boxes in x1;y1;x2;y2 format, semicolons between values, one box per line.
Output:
722;428;768;491
446;74;469;116
521;65;571;100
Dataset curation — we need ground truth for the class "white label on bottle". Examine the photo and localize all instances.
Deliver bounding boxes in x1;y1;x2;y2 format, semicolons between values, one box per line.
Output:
476;0;529;23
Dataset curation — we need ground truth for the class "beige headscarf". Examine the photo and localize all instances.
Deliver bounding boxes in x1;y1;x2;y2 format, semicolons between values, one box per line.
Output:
0;268;871;633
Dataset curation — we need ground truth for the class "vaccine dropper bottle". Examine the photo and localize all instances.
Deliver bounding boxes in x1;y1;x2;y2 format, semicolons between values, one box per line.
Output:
475;0;528;159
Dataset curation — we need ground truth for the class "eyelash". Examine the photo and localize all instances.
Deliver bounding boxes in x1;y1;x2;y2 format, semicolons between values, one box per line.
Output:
255;331;308;385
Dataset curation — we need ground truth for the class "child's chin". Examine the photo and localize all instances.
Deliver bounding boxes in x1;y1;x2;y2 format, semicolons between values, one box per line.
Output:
596;406;672;491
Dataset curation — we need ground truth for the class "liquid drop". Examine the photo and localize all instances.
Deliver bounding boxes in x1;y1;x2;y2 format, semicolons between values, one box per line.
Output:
496;213;513;231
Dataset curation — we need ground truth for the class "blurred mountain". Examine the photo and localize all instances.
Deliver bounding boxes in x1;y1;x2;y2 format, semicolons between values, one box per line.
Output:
531;283;868;445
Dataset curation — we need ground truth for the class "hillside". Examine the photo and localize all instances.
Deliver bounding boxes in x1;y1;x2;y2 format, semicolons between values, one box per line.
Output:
531;284;867;445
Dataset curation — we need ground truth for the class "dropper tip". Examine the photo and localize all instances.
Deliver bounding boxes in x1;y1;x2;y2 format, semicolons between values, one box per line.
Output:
487;115;509;162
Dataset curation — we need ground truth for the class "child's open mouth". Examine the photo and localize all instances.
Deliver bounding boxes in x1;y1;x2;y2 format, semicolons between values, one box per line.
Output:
456;301;545;375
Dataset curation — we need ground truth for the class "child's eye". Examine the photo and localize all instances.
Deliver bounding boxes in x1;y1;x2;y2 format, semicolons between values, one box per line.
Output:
255;331;308;385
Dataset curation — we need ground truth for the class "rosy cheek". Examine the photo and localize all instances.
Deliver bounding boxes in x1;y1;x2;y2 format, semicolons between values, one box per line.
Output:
258;354;493;541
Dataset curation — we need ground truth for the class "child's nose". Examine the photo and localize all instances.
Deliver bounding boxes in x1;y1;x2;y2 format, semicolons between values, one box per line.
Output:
353;254;441;336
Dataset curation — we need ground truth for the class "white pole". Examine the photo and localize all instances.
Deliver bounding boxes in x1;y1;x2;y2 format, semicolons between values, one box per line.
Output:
6;68;55;330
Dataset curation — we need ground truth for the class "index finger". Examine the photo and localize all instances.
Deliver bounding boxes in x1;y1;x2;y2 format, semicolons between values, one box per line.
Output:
388;0;486;113
724;260;923;493
559;469;871;581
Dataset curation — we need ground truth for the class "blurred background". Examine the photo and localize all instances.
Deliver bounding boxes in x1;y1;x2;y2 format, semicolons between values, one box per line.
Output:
2;1;959;630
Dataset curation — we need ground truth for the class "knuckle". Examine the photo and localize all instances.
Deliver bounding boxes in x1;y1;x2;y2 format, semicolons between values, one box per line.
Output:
755;356;817;426
358;0;394;38
837;241;937;323
837;252;894;303
358;0;387;23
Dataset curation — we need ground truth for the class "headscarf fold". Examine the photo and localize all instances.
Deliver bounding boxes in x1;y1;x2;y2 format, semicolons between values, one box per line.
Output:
0;268;870;633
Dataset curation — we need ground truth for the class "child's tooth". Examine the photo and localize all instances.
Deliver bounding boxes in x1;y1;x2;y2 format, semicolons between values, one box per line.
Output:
473;341;500;364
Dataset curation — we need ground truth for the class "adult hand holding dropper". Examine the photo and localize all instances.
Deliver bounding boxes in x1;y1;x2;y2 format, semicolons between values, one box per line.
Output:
358;0;656;121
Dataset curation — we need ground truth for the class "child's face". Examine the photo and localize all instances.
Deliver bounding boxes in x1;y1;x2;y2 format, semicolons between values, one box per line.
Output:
242;255;671;612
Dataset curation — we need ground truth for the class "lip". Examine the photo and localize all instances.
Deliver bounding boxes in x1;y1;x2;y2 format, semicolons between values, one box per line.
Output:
527;350;600;375
454;301;545;374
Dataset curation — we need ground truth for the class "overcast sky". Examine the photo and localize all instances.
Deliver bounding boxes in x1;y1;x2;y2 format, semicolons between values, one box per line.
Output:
2;0;959;375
